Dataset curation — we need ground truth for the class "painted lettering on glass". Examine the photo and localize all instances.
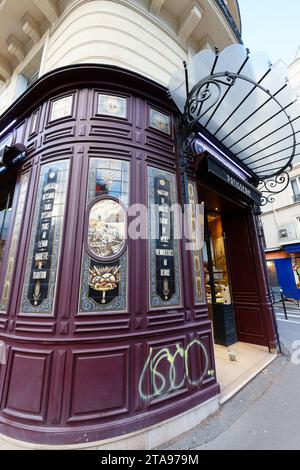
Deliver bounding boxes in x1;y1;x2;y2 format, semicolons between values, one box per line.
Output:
148;167;181;308
154;176;175;301
21;160;69;314
28;168;57;306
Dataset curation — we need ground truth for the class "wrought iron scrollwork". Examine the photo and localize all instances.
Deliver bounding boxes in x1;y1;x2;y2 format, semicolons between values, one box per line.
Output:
174;52;296;207
177;74;237;207
258;169;291;206
186;74;237;125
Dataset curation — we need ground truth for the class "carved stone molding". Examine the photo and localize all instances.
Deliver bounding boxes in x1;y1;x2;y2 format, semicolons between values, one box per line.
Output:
22;13;41;45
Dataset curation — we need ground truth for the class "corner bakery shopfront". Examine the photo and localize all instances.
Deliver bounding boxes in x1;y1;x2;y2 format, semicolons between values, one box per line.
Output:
0;45;298;448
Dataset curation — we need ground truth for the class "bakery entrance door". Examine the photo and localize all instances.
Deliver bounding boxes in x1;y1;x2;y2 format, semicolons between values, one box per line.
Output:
203;210;238;348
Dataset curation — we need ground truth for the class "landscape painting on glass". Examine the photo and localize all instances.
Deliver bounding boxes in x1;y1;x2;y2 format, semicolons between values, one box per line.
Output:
88;198;126;259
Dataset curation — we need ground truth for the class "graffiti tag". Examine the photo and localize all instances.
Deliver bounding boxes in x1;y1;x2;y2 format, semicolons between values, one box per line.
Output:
138;339;214;401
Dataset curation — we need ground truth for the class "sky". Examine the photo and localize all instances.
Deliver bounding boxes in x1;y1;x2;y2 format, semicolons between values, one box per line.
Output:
238;0;300;66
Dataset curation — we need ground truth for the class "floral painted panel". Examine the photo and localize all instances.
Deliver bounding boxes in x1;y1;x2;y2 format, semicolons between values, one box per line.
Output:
149;108;171;134
97;94;127;118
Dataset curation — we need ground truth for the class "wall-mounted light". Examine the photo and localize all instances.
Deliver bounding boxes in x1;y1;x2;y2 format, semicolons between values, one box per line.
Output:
0;143;27;170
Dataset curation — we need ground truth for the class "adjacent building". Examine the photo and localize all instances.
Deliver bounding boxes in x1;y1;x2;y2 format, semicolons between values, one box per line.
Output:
262;51;300;300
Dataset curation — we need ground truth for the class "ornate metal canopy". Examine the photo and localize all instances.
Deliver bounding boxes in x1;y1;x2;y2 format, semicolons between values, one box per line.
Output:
169;44;300;205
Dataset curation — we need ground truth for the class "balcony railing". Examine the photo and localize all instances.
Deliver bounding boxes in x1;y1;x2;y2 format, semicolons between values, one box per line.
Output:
216;0;243;44
293;194;300;203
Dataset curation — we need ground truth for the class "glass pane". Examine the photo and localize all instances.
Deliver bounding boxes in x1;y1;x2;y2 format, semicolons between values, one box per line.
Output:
0;178;16;268
149;108;170;134
50;95;73;121
97;94;127;118
188;182;205;304
0;174;29;311
88;199;126;259
21;160;69;314
148;166;181;308
204;213;232;305
79;158;129;313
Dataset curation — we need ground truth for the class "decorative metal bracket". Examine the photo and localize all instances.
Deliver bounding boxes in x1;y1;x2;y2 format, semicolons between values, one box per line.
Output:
258;169;291;206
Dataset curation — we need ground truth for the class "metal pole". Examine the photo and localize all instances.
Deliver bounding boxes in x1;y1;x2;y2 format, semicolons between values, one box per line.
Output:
281;289;288;320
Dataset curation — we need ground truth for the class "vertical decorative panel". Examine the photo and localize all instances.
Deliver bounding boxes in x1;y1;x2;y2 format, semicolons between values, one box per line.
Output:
79;158;129;313
0;174;29;312
21;161;69;314
188;182;205;305
148;166;181;308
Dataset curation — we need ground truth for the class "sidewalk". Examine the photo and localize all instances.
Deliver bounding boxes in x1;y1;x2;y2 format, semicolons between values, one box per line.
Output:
159;320;298;450
159;354;289;450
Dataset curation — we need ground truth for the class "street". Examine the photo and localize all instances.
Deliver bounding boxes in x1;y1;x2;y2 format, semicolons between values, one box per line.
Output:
161;314;300;450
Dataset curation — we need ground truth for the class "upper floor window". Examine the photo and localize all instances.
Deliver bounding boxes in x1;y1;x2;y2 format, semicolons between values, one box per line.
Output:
15;48;43;99
291;177;300;203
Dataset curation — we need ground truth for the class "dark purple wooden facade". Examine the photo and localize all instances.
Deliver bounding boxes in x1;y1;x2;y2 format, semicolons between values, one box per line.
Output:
0;65;276;445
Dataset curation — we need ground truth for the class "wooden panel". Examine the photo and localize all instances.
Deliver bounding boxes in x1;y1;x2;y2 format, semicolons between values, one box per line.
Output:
235;306;264;337
224;209;268;345
68;347;129;421
1;348;52;422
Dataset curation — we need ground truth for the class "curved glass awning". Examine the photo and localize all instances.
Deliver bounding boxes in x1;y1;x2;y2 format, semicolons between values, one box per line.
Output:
169;44;300;180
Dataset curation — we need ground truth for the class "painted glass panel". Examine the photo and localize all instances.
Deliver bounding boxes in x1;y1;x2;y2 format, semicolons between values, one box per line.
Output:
30;111;39;134
88;199;126;259
148;167;181;308
79;158;129;313
21;161;69;314
0;174;29;311
50;95;73;121
0;179;15;268
149;108;170;134
97;94;127;118
188;182;205;304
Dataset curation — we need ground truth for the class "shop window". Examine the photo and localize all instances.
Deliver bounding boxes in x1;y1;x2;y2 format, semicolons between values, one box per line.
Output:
0;174;29;311
266;260;279;288
97;94;127;118
50;95;73;122
149;108;171;135
79;158;129;312
20;160;70;314
148;166;181;309
291;255;300;289
203;212;232;305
